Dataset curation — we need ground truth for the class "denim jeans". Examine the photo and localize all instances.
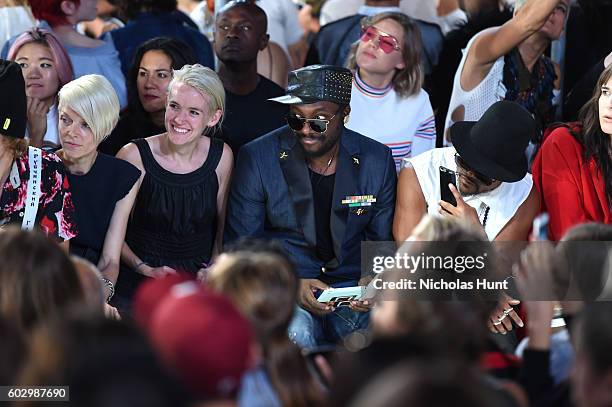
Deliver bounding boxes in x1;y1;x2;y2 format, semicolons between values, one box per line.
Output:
288;305;369;350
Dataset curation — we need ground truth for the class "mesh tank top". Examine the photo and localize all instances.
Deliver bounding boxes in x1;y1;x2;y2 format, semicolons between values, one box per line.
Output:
444;27;506;143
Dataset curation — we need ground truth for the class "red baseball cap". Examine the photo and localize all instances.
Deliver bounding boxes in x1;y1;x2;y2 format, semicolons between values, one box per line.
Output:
133;273;195;331
143;281;254;400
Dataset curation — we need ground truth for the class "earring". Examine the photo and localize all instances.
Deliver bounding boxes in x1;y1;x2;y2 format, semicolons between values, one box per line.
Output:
344;114;350;124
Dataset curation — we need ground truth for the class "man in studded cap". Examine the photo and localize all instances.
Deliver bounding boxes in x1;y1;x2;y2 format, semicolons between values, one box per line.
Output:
225;64;396;349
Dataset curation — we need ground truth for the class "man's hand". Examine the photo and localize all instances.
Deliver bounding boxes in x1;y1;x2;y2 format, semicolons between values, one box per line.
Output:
439;183;482;229
487;293;523;335
298;278;332;316
350;275;373;313
26;97;49;146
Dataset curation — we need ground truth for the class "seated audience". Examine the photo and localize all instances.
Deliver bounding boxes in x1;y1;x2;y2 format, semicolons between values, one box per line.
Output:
56;74;141;307
0;59;76;242
225;65;396;349
115;64;233;309
99;37;198;156
0;228;84;333
8;28;73;149
2;0;128;108
111;0;214;76
533;64;612;240
208;248;325;406
346;12;435;171
214;1;288;154
394;101;539;242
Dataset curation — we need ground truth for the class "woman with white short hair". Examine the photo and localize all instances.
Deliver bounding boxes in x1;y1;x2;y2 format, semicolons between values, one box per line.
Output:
56;74;141;305
115;64;233;310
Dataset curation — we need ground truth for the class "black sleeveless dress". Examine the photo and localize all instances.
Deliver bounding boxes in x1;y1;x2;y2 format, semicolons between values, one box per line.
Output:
115;137;223;301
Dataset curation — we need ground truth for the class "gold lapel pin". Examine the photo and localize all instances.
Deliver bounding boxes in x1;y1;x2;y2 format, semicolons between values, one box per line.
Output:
279;151;288;160
355;208;365;216
352;157;359;166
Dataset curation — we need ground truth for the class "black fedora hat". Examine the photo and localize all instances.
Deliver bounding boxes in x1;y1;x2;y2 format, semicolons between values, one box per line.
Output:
269;65;352;105
450;101;536;183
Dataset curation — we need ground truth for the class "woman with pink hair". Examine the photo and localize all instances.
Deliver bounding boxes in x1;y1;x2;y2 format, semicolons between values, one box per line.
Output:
8;28;73;149
2;0;127;108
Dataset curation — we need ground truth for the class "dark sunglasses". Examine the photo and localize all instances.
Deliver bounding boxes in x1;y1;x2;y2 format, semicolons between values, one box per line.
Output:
455;153;495;186
359;26;401;54
286;107;342;134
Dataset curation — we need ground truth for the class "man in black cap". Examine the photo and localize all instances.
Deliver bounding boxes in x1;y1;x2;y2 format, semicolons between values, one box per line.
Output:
394;100;539;243
225;64;396;349
0;59;77;245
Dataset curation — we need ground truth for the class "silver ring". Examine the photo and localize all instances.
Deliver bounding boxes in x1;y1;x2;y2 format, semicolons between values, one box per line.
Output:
493;321;502;326
503;308;513;316
497;314;508;322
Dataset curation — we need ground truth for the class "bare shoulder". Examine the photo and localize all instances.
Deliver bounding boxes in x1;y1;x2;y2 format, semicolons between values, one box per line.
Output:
216;142;234;181
116;142;144;173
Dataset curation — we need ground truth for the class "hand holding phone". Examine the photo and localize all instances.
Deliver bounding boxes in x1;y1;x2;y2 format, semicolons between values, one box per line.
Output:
439;166;458;207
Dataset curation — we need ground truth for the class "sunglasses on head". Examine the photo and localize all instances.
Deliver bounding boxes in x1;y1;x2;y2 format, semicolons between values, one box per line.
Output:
455;153;495;186
359;26;401;54
286;107;342;134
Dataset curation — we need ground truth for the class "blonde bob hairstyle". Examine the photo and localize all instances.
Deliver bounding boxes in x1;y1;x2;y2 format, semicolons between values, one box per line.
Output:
347;12;423;98
58;74;120;145
167;64;225;135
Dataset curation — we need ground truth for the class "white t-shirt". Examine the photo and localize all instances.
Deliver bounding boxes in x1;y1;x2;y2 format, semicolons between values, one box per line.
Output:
257;0;304;54
346;72;436;172
0;6;36;51
406;147;533;240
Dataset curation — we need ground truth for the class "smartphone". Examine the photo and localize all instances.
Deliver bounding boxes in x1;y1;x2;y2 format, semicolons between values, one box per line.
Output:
532;212;550;241
317;286;365;307
439;166;457;207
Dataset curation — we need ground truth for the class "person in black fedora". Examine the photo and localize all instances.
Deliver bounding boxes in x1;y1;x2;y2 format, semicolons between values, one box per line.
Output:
224;64;397;349
394;100;540;339
394;100;539;243
0;59;77;244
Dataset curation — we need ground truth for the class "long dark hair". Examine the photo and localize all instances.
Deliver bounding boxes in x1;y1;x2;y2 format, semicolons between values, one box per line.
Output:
125;37;197;125
576;64;612;206
208;251;324;406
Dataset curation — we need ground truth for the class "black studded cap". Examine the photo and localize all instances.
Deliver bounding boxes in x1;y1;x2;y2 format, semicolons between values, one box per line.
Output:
269;65;353;105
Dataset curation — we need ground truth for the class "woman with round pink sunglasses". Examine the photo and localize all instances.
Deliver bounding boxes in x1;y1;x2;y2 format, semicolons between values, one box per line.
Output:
346;12;435;172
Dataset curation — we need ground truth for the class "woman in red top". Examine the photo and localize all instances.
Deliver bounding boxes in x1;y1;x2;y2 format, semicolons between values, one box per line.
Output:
533;64;612;240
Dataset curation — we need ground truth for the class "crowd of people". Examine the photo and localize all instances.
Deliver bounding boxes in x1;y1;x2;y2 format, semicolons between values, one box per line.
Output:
0;0;611;405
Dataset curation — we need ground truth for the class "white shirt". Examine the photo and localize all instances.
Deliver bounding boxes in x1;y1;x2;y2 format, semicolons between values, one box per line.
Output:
257;0;304;54
346;72;435;172
406;147;533;240
0;6;36;51
320;0;439;26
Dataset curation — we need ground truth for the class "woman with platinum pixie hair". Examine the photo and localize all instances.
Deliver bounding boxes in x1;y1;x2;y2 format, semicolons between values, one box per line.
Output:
56;74;141;306
115;64;233;310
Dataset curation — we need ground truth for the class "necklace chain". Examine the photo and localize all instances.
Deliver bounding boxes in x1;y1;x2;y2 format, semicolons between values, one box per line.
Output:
308;145;338;187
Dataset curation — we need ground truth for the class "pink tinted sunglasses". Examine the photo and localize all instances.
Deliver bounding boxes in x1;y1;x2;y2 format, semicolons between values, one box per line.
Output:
359;26;401;54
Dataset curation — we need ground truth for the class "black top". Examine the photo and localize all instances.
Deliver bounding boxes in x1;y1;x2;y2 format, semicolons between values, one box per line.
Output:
98;112;165;156
309;169;335;263
69;153;141;264
222;75;287;155
121;137;223;291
